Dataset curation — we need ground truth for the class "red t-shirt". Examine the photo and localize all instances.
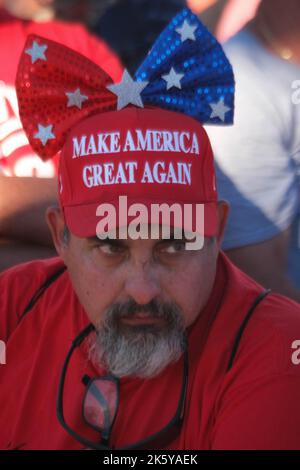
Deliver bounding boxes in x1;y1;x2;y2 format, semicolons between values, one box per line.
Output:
0;252;300;450
0;8;14;23
0;17;123;177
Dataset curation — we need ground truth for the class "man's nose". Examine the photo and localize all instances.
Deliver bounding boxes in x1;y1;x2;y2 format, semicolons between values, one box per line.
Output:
123;261;161;305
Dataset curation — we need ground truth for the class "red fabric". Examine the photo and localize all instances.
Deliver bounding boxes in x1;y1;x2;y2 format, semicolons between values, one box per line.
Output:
0;252;300;449
58;107;217;237
0;8;14;23
17;34;117;161
0;19;123;177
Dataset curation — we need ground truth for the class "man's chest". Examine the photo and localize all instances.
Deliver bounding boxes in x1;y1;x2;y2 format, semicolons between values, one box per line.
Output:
0;323;216;450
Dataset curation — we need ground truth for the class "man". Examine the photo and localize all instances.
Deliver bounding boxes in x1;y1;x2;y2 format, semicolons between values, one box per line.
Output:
0;0;123;270
1;9;300;451
205;0;300;302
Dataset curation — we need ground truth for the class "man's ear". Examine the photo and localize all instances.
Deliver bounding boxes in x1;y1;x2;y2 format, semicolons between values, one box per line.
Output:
45;206;68;257
216;200;230;247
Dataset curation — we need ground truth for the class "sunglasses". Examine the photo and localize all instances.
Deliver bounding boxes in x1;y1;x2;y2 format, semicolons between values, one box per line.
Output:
57;323;188;450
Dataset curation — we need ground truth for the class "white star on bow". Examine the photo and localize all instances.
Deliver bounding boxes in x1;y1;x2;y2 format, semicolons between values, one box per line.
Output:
162;67;184;90
106;70;149;110
209;99;231;122
175;19;197;42
34;124;55;146
25;41;48;64
66;88;88;109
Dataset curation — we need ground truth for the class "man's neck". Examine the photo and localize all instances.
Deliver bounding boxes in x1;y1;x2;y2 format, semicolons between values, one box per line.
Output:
248;9;300;65
31;8;55;22
4;6;55;22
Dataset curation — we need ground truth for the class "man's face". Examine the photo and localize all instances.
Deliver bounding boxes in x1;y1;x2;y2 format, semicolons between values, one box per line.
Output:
65;231;218;330
64;231;218;377
47;205;228;378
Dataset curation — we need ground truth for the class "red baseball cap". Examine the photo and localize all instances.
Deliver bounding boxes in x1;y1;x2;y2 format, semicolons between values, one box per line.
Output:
59;106;218;238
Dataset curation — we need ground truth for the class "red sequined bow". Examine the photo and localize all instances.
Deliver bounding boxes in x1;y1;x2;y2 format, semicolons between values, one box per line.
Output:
16;35;117;160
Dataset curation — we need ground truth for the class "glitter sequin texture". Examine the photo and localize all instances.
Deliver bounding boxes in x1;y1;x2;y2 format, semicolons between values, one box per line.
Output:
136;8;234;125
16;7;234;161
16;36;117;159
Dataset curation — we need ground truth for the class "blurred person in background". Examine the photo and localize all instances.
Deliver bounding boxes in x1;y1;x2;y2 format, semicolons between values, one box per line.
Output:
0;0;123;270
190;0;227;33
92;0;253;73
0;1;14;22
94;0;187;74
189;0;260;40
215;0;261;42
206;0;300;302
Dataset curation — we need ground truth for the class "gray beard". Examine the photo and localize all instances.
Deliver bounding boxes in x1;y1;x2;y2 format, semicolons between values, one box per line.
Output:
88;299;186;378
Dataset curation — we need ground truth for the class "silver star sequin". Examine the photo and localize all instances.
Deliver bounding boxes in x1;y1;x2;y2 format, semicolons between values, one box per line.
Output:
175;20;197;42
25;41;48;64
66;88;88;109
162;67;184;90
209;99;231;122
34;124;55;146
107;70;149;110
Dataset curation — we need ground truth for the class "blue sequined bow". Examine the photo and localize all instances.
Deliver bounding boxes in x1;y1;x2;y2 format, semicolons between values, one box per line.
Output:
135;8;235;125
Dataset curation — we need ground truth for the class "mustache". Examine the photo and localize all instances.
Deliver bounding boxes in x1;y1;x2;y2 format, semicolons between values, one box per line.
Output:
104;299;183;324
92;299;187;378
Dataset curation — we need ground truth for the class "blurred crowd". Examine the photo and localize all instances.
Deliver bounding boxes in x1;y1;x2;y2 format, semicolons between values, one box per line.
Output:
0;0;299;302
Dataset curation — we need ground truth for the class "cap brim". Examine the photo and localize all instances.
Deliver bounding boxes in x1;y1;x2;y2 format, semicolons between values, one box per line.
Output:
64;199;218;239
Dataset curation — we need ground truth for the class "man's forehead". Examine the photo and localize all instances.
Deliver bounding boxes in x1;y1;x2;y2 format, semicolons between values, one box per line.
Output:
87;226;189;242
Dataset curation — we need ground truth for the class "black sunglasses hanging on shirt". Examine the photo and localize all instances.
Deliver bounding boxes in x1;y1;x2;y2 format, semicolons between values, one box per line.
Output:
56;323;189;450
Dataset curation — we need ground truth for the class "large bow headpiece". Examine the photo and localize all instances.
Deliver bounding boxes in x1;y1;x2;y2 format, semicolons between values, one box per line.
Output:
16;8;234;161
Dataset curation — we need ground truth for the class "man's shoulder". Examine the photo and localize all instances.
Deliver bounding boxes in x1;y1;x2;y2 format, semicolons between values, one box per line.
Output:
213;257;300;387
222;253;300;349
224;29;266;61
223;29;280;88
254;292;300;340
0;257;65;295
0;257;66;341
232;288;300;376
223;30;258;61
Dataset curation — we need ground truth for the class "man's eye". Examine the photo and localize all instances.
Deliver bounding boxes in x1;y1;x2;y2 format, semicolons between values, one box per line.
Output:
161;241;186;254
97;243;125;255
